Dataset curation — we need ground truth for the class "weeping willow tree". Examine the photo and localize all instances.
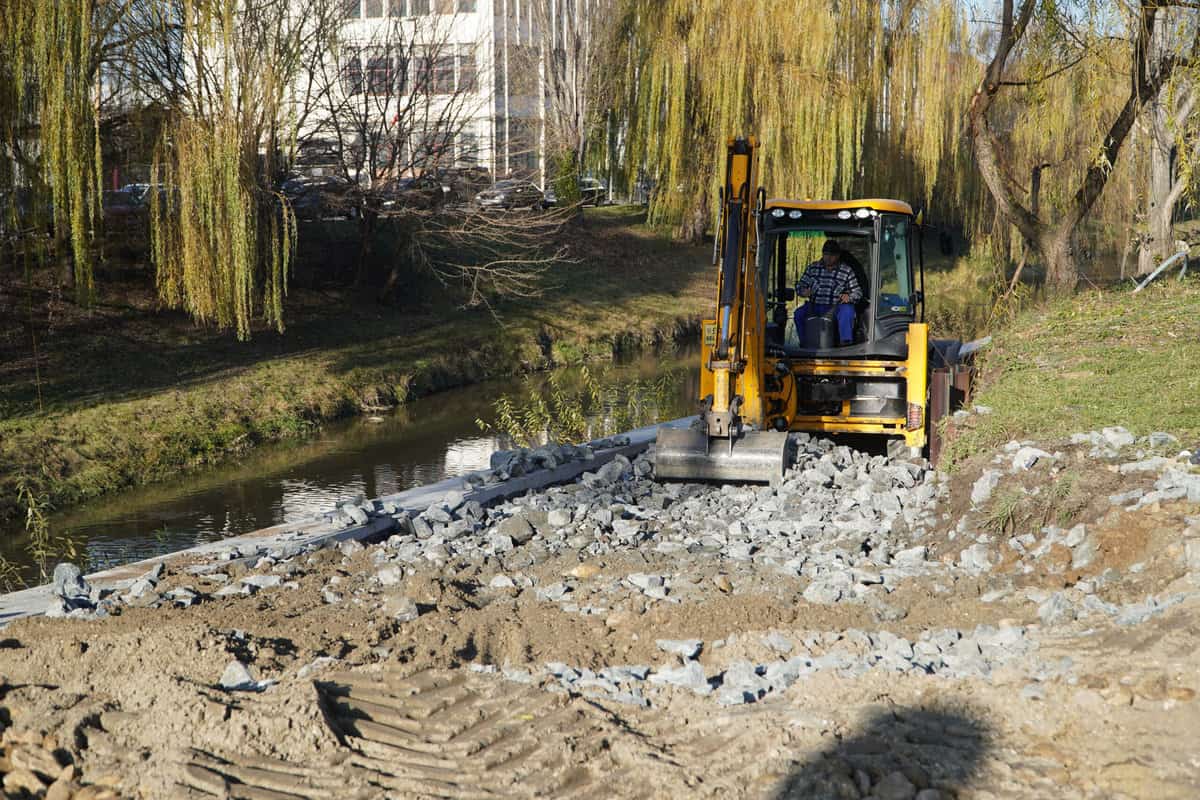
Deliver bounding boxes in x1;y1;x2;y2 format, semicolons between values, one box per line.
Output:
2;0;335;337
0;0;105;301
147;0;331;338
600;0;977;241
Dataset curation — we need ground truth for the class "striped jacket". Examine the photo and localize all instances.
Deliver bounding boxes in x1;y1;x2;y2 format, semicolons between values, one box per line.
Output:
796;261;862;306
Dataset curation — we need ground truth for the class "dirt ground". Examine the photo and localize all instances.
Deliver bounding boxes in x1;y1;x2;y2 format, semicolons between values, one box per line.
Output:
1;444;1198;799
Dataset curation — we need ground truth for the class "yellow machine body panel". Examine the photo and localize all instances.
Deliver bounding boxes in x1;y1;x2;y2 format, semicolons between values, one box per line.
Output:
699;320;716;402
765;198;915;216
777;323;929;450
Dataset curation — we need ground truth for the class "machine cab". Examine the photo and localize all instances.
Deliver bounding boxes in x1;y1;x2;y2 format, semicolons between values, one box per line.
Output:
757;199;923;359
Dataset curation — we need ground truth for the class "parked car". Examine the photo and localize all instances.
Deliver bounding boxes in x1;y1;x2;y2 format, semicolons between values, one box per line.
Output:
379;174;446;210
578;177;608;206
279;175;359;220
475;179;544;210
435;166;492;205
541;177;608;208
102;189;146;229
118;183;154;204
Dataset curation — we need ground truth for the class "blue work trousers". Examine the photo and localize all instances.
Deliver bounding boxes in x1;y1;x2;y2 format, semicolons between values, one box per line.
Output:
794;302;856;346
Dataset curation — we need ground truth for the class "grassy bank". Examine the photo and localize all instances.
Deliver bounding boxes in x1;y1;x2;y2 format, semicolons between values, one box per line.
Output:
943;277;1200;466
0;206;712;524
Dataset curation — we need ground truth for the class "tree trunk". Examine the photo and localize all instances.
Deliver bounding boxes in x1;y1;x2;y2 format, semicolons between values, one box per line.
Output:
676;182;710;244
1137;100;1182;275
355;203;377;289
1041;231;1079;292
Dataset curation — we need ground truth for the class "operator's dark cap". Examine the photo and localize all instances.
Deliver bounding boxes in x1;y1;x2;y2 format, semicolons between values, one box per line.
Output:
822;240;840;254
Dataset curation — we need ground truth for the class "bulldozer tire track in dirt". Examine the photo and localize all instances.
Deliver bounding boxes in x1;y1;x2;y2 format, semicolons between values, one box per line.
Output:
176;666;680;799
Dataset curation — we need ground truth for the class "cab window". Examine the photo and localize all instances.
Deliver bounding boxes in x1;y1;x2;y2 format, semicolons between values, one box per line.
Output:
877;215;912;316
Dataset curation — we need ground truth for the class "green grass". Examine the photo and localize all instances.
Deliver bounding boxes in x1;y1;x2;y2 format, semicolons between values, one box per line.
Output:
943;276;1200;466
0;206;712;524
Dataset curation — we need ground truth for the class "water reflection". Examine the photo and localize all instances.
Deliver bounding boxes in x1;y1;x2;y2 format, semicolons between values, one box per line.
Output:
1;347;698;583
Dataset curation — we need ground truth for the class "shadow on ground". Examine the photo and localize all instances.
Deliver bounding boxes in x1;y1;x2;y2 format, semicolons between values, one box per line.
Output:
772;705;991;799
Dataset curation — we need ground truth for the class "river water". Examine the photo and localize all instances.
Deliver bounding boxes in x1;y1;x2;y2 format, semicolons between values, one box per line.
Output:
1;346;699;585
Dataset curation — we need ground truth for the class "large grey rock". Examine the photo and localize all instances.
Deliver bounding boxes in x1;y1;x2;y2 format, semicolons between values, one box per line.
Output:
1109;488;1145;505
1071;535;1100;570
718;661;770;705
52;562;91;600
958;543;993;575
804;571;854;604
536;582;570;601
1011;446;1053;472
219;660;272;691
970;470;1002;507
656;639;703;659
497;514;536;545
547;508;573;528
601;665;651;682
1149;432;1179;448
214;583;253;598
627;573;664;591
489;574;516;589
125;577;157;600
374;565;404;586
648;661;711;695
1102;426;1136;449
1038;592;1076;626
343;504;369;525
241;574;284;590
423;504;453;524
1118;456;1172;474
385;595;420;622
892;546;928;566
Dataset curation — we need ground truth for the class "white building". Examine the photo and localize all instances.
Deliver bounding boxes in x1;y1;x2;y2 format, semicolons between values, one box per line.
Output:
315;0;560;184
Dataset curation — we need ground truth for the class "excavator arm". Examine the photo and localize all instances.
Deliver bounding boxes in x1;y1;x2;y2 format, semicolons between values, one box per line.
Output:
655;138;790;485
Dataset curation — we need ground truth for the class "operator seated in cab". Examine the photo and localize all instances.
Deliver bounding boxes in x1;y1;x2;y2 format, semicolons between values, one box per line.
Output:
793;239;862;347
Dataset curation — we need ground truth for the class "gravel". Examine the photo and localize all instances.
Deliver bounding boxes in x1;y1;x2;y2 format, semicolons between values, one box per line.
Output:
25;422;1199;733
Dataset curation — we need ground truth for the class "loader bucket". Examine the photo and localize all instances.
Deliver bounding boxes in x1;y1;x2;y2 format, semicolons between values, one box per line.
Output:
654;426;789;486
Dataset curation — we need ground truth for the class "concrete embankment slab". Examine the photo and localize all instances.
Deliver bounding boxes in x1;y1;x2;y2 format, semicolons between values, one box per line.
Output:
0;417;696;625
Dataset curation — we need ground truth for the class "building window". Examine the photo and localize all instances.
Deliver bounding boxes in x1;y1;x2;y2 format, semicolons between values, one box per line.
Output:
388;0;404;15
409;0;430;13
364;0;383;17
457;46;476;92
366;49;393;95
435;0;453;12
341;48;363;95
458;0;477;11
433;55;455;94
343;0;361;18
412;48;431;93
510;45;539;95
393;55;409;95
457;132;478;165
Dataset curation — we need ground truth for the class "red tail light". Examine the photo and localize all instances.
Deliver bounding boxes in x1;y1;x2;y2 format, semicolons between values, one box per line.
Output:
907;402;924;431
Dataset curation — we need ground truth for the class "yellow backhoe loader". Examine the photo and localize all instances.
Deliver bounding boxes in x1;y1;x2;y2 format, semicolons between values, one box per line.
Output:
656;137;972;485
